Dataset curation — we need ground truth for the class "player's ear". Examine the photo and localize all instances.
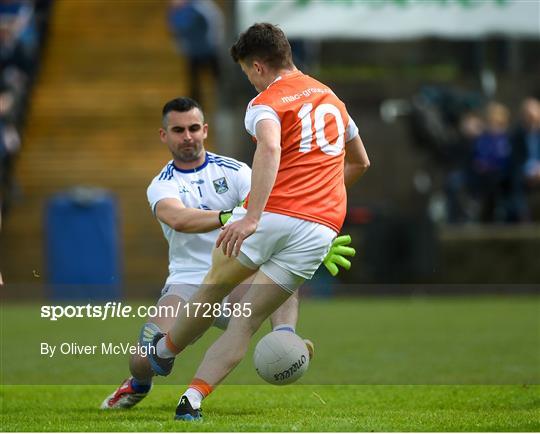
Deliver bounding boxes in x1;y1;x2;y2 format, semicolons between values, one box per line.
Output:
202;123;208;139
159;127;167;143
253;60;263;74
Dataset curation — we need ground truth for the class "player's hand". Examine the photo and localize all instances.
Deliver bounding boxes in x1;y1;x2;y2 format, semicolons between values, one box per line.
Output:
323;235;356;277
216;216;257;257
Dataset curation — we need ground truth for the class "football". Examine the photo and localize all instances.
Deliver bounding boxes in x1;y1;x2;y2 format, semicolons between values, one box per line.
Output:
253;330;310;385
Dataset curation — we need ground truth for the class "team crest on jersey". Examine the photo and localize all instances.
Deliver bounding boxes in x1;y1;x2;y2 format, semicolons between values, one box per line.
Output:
213;177;228;194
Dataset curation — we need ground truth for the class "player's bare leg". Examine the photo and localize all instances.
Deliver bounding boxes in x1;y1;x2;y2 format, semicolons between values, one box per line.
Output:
227;277;299;333
166;249;255;350
267;291;314;359
194;270;290;384
103;272;259;409
101;294;184;409
148;248;256;376
269;290;298;330
174;270;293;420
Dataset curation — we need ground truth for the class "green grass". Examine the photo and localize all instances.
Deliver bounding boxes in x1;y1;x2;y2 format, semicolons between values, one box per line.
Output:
1;385;539;431
1;296;539;431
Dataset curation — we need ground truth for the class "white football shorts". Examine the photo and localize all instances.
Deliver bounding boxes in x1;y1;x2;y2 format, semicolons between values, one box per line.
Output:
158;283;199;303
228;207;337;293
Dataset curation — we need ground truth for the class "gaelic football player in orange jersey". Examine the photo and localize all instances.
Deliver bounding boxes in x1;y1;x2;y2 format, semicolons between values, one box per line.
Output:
148;23;370;420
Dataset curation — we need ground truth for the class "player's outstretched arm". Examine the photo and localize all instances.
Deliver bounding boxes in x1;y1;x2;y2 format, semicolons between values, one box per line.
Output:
155;198;223;233
344;134;370;187
323;234;356;276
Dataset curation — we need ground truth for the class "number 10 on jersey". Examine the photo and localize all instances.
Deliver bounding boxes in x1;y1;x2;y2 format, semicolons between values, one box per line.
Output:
298;103;345;156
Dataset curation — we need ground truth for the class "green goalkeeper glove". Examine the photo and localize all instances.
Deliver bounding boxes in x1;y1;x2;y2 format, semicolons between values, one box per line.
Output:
219;209;233;226
323;235;356;277
219;200;245;226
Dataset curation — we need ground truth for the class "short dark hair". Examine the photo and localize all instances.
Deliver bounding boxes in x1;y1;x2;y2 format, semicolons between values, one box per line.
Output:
162;97;204;127
230;23;294;70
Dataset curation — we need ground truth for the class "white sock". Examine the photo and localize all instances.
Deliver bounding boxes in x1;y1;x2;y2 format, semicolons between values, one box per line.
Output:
156;335;176;358
273;324;296;333
182;388;204;409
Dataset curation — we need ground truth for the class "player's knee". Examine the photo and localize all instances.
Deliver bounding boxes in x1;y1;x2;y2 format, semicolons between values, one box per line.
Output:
203;266;234;286
199;272;238;302
205;250;253;287
195;283;232;305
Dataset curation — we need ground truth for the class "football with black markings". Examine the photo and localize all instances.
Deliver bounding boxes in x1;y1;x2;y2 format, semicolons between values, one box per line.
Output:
253;330;310;385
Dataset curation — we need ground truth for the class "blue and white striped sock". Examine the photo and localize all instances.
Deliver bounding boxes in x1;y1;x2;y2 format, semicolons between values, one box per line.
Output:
273;324;296;333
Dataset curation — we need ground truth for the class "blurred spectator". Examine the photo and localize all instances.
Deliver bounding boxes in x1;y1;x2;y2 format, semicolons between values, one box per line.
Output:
511;98;540;188
468;102;520;222
0;0;38;75
2;65;28;126
508;97;540;221
408;85;483;165
0;88;21;217
168;0;224;103
444;112;483;223
0;0;51;220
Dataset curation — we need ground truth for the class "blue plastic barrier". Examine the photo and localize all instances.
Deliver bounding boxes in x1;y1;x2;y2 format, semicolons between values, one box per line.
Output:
45;187;122;300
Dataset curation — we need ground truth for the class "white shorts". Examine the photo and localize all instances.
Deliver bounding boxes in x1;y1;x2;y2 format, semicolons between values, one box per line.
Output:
158;283;199;303
229;208;337;292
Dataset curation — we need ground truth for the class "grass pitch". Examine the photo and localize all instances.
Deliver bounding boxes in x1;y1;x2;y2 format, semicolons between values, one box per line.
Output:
1;296;539;431
1;385;539;431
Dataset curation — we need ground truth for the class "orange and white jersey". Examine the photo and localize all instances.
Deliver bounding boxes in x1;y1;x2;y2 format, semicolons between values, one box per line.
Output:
244;70;358;233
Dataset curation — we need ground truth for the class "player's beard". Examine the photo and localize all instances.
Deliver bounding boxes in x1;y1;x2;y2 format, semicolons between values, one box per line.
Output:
173;143;202;163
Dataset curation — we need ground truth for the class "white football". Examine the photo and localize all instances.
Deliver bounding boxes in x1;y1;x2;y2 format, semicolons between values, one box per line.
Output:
253;331;309;385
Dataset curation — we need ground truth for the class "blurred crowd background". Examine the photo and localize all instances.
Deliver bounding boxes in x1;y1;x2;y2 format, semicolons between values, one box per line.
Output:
1;0;539;298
